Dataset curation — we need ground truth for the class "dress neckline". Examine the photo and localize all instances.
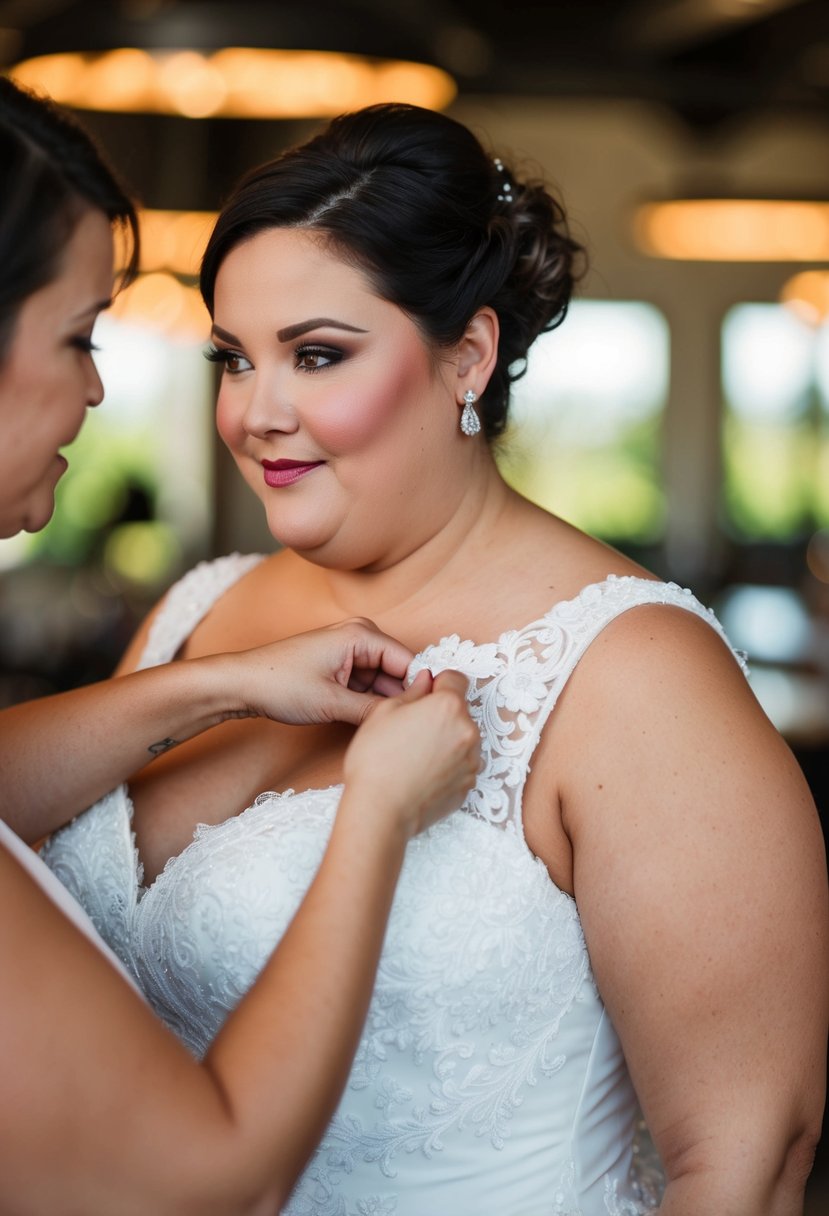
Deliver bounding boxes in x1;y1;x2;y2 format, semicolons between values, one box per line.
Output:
129;574;675;902
413;573;666;664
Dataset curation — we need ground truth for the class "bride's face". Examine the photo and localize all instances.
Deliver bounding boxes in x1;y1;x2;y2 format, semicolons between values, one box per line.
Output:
211;226;466;568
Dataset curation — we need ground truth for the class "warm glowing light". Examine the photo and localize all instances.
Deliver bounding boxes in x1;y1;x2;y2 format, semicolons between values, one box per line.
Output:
137;209;217;277
781;270;829;325
110;272;210;341
633;199;829;261
10;48;456;117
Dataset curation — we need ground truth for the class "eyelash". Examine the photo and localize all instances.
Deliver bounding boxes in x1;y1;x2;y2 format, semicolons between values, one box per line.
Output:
71;336;100;355
204;344;344;375
295;345;343;373
204;345;248;374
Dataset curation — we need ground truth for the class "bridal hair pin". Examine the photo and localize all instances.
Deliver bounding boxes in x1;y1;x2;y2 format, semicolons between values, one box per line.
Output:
493;157;514;204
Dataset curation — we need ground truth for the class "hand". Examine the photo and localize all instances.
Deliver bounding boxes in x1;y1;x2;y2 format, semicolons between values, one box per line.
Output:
343;670;480;838
211;618;414;727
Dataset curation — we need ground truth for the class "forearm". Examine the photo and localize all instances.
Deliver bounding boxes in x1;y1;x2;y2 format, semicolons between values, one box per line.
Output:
204;786;409;1205
1;788;409;1214
0;656;244;841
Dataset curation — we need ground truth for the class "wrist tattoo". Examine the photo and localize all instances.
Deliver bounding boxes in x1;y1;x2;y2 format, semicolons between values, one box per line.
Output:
148;737;178;757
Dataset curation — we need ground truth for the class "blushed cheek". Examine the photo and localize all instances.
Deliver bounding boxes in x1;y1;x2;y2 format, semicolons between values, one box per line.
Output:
215;393;241;452
312;353;427;452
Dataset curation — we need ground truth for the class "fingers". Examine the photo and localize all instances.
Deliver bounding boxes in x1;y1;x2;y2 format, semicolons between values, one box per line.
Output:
331;670;433;727
369;671;408;699
397;669;433;702
339;619;414;684
431;670;470;701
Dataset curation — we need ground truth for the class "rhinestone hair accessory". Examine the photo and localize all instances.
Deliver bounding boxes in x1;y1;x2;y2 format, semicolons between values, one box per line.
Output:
460;388;481;436
493;157;514;204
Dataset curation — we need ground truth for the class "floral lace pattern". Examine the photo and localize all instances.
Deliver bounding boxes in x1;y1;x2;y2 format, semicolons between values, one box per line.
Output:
409;575;748;842
43;562;748;1215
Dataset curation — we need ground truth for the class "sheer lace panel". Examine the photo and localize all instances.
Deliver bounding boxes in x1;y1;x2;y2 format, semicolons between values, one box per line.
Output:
410;576;748;842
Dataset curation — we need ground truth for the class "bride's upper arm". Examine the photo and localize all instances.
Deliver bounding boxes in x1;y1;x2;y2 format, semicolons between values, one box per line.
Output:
555;604;827;1202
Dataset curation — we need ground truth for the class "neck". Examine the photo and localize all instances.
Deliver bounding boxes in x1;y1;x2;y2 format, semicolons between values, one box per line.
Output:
318;453;515;619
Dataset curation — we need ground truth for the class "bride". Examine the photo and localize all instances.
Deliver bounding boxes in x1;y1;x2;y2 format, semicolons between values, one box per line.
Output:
45;103;827;1214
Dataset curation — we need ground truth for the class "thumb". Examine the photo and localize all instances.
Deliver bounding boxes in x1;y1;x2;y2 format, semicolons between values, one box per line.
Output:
397;668;434;704
431;669;470;700
329;669;432;725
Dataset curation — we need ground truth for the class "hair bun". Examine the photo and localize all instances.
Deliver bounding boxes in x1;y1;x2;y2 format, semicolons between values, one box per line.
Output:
477;154;585;435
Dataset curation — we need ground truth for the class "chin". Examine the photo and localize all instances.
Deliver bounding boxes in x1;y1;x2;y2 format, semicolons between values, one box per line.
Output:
21;493;57;534
263;504;343;559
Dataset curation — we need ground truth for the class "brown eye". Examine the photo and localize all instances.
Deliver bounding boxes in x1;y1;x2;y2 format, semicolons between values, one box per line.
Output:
204;346;252;374
295;345;343;373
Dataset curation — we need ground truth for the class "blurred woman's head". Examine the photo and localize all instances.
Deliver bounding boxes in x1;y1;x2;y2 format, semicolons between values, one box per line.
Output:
0;79;138;535
201;103;584;443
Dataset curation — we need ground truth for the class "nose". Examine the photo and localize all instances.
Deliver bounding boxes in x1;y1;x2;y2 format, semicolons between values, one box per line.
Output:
86;358;105;408
242;374;299;439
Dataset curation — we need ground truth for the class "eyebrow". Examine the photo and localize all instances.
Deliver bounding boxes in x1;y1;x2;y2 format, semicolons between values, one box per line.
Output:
71;298;112;323
211;324;243;345
276;317;368;342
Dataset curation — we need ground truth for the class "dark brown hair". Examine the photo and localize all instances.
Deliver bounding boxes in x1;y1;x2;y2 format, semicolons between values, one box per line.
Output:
201;103;584;439
0;77;139;359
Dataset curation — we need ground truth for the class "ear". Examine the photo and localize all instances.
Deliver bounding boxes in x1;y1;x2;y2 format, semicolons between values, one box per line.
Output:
455;307;499;400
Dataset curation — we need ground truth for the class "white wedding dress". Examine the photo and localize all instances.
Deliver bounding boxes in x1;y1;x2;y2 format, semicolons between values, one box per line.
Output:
42;555;746;1216
0;818;139;993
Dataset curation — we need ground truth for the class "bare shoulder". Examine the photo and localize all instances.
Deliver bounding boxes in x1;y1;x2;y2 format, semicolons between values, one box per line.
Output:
552;597;822;903
561;594;750;718
492;495;659;611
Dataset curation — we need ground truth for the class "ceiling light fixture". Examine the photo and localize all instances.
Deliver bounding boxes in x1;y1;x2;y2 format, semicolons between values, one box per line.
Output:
10;46;456;117
136;209;217;276
633;198;829;262
780;270;829;325
109;271;210;342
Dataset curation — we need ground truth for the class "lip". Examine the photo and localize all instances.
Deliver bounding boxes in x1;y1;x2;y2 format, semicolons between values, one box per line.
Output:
261;458;325;488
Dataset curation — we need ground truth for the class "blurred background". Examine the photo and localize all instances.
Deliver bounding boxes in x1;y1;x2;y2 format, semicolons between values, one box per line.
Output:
1;1;828;1200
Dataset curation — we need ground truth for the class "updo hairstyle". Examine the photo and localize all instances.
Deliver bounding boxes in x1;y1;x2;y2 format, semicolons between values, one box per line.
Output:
201;103;584;440
0;77;139;361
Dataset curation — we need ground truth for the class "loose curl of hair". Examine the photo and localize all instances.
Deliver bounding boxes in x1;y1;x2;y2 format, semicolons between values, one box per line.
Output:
201;103;585;440
0;77;139;361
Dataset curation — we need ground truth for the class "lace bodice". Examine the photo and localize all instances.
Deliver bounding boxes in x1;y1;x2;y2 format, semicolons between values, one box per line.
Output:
42;556;746;1216
0;818;140;994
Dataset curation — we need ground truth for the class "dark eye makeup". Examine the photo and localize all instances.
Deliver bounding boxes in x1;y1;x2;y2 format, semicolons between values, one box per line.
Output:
204;345;250;374
294;344;344;372
204;342;345;375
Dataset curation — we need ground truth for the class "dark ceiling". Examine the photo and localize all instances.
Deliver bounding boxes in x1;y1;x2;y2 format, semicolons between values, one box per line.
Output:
2;0;828;129
1;0;827;211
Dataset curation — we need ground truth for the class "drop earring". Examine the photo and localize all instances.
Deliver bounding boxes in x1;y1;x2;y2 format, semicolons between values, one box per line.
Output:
460;389;481;437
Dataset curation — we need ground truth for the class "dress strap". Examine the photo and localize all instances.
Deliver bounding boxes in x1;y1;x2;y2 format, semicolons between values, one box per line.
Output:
410;575;747;840
511;575;749;836
136;552;266;671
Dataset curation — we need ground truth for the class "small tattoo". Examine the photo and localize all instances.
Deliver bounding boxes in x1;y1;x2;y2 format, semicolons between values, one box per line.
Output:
148;737;178;756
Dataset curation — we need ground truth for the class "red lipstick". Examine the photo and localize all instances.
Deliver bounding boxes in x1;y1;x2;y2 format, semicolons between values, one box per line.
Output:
261;459;324;488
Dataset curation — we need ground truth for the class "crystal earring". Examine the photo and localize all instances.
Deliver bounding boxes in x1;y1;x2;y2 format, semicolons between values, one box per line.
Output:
460;389;481;437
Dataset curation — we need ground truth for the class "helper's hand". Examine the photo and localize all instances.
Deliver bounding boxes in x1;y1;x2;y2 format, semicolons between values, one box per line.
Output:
343;670;480;838
210;618;414;727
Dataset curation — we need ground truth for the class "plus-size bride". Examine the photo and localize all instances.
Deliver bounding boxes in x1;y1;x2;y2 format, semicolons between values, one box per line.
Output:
44;103;827;1215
